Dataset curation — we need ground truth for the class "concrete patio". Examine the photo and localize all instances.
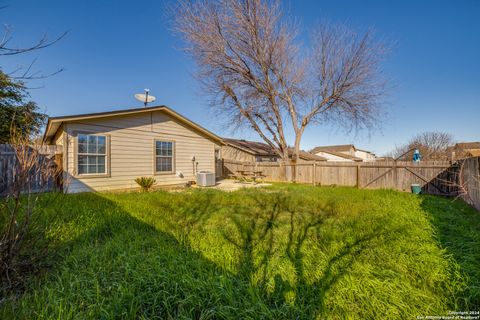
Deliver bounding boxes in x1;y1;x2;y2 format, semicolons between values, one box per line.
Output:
201;179;271;191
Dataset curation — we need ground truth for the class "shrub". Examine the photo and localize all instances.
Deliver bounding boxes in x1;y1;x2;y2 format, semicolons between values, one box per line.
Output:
134;177;156;192
1;131;63;295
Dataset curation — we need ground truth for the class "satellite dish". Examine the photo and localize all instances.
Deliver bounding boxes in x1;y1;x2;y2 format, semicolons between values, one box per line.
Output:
134;89;156;107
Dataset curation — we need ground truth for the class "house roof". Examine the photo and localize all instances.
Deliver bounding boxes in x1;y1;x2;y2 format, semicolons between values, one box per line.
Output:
455;142;480;150
312;149;364;162
375;156;395;162
43;105;223;144
356;148;376;156
224;138;327;161
311;144;356;153
312;144;375;156
467;150;480;157
223;138;276;156
291;150;327;161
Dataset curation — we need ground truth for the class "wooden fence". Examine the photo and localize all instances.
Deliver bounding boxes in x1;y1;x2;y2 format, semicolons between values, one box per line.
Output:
422;157;480;210
460;157;480;210
221;157;480;210
0;144;62;196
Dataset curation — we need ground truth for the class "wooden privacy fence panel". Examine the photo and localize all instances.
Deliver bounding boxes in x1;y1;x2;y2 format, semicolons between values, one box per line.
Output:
315;163;358;187
422;157;480;210
0;144;62;196
462;157;480;210
223;159;453;188
256;162;293;182
295;164;314;184
223;159;255;177
222;158;480;209
358;161;451;192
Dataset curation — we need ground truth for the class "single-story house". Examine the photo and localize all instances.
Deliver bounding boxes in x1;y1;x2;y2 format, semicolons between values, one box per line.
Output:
310;144;376;162
43;105;223;193
222;138;327;162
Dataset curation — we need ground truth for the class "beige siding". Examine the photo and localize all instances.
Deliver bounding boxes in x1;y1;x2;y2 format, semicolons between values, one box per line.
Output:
315;151;354;162
58;111;217;193
221;145;255;162
354;150;376;161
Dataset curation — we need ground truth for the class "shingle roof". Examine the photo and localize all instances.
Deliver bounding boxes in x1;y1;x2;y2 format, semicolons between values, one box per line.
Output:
223;138;276;156
311;144;356;153
455;142;480;150
44;105;223;144
295;150;328;161
286;148;327;161
224;138;327;161
468;150;480;157
311;149;363;162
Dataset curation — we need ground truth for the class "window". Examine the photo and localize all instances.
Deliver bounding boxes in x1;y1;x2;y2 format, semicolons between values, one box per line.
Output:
77;134;107;175
155;140;174;173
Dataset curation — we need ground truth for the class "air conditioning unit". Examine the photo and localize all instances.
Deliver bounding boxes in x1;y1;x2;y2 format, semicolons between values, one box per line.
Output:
196;171;216;187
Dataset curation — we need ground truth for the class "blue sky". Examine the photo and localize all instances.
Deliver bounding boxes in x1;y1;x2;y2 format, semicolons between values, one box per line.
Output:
1;0;479;155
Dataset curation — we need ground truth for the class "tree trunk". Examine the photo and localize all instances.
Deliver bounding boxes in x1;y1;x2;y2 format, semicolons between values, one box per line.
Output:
291;133;303;183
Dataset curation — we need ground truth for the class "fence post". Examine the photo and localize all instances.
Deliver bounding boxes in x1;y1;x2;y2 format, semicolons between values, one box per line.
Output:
318;163;322;186
313;161;316;186
292;161;296;183
393;161;398;190
356;164;360;188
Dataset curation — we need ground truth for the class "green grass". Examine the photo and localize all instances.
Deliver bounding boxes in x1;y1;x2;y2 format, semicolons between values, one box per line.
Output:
1;184;479;319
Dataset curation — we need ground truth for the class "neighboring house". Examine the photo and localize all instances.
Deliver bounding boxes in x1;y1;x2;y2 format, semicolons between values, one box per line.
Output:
222;138;327;162
313;144;357;156
43;105;223;193
354;148;377;161
374;156;395;162
311;150;363;162
289;149;328;162
448;142;480;159
310;144;376;162
222;138;279;162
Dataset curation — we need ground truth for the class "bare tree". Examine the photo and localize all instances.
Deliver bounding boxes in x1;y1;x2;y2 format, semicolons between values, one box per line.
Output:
0;7;67;80
0;29;66;57
392;131;454;161
0;128;63;293
173;0;387;162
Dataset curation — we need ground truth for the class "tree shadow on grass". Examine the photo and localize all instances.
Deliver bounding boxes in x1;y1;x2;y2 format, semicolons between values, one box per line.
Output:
46;190;392;319
219;190;395;318
2;189;415;319
420;196;480;309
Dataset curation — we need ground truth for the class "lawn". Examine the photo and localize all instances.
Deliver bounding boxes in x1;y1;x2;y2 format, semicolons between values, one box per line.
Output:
1;184;479;319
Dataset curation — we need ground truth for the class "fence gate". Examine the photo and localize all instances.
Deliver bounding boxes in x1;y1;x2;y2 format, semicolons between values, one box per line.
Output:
360;162;452;193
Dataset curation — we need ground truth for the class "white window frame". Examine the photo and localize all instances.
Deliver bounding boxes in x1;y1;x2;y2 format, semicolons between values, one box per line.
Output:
154;139;175;174
75;133;110;177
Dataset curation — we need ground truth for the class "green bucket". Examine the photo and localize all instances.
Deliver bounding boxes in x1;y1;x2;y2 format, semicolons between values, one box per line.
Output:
411;184;422;194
